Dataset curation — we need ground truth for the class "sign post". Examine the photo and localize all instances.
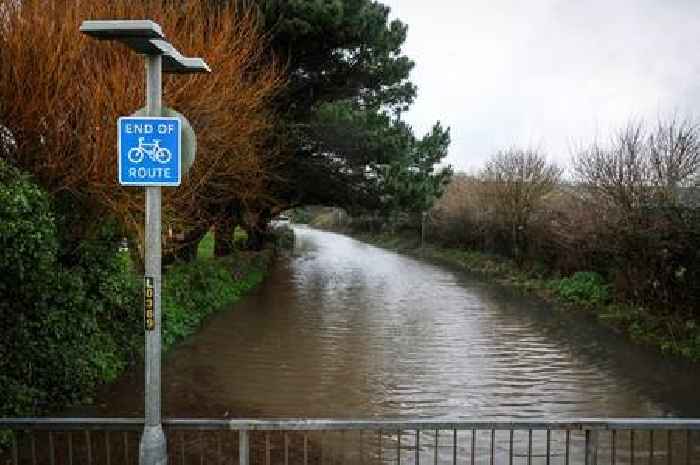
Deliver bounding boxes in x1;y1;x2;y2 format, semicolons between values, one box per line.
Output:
141;53;166;465
79;19;210;465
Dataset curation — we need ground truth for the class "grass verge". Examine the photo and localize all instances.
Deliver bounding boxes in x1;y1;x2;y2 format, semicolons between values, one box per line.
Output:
161;235;272;350
352;231;700;361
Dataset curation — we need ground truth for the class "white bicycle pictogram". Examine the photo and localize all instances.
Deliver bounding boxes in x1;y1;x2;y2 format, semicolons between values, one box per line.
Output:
127;137;172;164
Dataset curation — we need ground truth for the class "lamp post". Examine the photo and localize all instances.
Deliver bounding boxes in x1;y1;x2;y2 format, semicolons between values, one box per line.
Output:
80;20;210;465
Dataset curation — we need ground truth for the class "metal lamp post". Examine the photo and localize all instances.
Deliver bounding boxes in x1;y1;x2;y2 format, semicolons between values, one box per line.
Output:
80;20;210;465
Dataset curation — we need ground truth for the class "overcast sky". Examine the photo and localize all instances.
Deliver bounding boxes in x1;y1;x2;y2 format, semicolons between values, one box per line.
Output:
381;0;700;173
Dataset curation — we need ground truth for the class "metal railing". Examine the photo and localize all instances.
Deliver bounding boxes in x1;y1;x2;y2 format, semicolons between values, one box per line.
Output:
2;418;699;465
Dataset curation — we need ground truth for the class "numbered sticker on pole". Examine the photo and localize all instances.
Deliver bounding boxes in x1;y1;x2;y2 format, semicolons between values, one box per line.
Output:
144;276;155;331
118;116;181;186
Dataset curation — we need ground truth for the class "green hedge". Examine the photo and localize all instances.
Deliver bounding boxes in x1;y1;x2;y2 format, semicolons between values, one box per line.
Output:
0;159;142;416
0;159;274;421
161;252;269;349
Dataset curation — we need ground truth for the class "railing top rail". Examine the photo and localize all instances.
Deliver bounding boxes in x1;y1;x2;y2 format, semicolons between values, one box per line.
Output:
0;418;144;431
2;418;700;431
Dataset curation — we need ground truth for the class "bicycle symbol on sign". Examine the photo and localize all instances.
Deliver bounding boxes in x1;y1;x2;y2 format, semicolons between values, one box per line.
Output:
127;137;172;164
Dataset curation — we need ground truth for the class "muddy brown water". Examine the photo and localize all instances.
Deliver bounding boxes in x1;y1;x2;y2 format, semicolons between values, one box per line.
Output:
71;226;700;420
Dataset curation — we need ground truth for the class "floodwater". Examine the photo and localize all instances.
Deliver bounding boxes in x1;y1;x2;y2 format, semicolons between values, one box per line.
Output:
83;226;700;419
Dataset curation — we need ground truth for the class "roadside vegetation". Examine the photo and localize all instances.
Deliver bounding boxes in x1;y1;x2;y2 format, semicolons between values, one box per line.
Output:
161;239;272;350
0;158;278;419
0;0;450;422
312;119;700;361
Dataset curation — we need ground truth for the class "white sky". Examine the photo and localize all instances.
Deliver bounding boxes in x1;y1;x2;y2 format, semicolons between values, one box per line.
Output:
381;0;700;172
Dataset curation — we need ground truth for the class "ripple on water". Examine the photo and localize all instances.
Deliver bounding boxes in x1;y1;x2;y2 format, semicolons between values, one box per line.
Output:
79;227;700;421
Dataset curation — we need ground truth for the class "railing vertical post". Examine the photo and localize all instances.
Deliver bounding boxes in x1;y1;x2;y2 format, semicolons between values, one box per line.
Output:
586;430;591;465
415;430;420;465
397;430;402;465
12;432;18;465
454;430;458;465
239;430;249;465
586;430;599;465
471;429;476;465
436;429;440;465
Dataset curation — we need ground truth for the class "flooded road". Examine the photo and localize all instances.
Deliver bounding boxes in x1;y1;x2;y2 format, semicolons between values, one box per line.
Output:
84;226;700;419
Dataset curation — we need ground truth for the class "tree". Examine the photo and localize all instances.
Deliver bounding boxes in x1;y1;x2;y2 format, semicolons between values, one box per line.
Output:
245;0;432;214
572;119;700;305
480;148;562;263
380;122;453;219
0;0;283;265
256;0;416;114
574;119;700;214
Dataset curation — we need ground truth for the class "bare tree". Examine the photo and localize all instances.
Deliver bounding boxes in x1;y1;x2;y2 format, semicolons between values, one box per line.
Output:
573;122;652;214
574;119;700;213
648;117;700;199
480;147;562;262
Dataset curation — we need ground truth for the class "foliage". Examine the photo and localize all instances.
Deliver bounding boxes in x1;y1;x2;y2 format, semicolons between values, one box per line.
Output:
0;159;275;423
257;0;416;114
296;102;413;208
162;253;270;349
408;117;700;358
0;0;283;263
478;148;562;262
198;232;216;260
294;100;452;213
573;119;700;213
245;0;452;218
196;228;251;260
334;116;700;359
354;229;700;361
0;159;141;417
551;272;611;307
379;122;453;218
599;305;700;360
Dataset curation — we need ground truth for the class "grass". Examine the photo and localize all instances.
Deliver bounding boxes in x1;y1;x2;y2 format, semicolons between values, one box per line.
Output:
197;228;250;259
198;231;215;258
162;230;270;350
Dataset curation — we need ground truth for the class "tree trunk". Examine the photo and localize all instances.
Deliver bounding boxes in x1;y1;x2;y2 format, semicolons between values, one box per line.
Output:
512;222;521;264
214;215;238;257
164;225;208;264
244;210;271;251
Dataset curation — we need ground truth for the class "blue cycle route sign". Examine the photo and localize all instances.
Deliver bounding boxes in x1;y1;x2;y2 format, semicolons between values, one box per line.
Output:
118;116;182;186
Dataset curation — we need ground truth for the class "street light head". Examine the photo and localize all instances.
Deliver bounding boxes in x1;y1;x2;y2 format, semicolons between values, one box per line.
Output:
80;21;212;73
79;20;164;40
80;20;167;54
150;39;211;74
170;57;212;74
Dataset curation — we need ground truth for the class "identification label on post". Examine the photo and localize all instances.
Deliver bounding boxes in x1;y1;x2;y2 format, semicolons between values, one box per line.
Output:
118;116;181;186
144;276;155;331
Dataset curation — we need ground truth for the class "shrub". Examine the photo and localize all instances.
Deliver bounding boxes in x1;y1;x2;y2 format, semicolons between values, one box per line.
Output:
0;159;141;416
553;271;611;307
